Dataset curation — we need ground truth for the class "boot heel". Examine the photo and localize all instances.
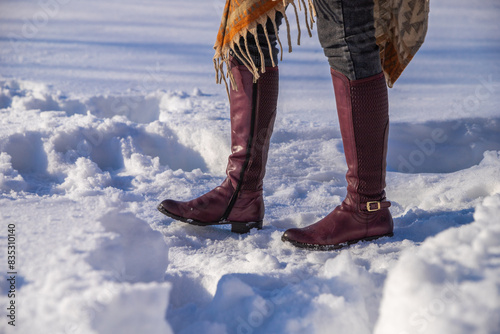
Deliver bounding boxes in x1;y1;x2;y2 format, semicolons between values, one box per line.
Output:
230;220;263;234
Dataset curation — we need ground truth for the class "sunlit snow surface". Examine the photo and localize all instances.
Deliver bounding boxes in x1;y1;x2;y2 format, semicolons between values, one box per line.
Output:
0;0;499;333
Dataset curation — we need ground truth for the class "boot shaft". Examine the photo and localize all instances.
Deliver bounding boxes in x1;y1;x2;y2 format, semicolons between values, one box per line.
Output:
331;69;389;208
227;61;279;192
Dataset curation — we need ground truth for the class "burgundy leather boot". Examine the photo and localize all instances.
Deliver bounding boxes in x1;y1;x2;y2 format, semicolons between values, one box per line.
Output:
282;69;393;250
158;60;279;233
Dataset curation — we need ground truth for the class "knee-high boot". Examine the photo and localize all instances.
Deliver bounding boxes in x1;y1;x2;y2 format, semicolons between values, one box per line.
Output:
282;69;393;249
158;59;279;234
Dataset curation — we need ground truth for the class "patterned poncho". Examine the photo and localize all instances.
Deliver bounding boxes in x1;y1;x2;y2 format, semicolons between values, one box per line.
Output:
214;0;430;89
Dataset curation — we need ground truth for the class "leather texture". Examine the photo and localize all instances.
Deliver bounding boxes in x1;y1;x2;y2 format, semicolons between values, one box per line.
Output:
282;69;393;249
158;60;279;226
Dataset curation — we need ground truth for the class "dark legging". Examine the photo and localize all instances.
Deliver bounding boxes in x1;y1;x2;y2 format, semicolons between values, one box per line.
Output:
231;0;381;80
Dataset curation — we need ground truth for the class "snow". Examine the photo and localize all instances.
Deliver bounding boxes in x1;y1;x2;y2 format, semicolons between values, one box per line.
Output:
0;0;499;333
375;193;500;334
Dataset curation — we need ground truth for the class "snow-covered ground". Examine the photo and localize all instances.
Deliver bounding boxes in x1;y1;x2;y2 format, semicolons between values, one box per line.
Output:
1;0;499;333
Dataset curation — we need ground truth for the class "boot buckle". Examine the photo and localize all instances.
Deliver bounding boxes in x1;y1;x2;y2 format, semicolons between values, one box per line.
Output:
366;201;381;212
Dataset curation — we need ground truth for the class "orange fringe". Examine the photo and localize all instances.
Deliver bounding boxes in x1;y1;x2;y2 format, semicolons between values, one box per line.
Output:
213;0;316;99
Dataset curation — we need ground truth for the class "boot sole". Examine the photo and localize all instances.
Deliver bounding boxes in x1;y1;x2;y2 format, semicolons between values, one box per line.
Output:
157;204;263;234
281;232;394;251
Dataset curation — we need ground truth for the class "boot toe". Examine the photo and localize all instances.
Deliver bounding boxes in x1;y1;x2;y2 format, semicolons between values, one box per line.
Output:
281;228;308;244
158;199;183;217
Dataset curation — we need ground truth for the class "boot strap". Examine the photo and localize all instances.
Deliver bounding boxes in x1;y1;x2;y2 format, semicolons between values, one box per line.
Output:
360;201;391;212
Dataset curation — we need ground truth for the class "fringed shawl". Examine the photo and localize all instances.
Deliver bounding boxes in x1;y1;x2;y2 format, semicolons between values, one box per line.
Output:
214;0;429;91
374;0;430;87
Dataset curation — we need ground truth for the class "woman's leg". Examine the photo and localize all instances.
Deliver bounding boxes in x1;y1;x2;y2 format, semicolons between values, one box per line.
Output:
315;0;382;80
158;16;282;234
282;0;393;250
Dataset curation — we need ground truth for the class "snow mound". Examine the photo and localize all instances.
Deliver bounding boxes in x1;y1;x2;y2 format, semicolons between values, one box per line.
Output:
91;282;173;334
0;78;161;123
88;210;170;283
168;251;384;334
88;209;173;333
388;150;500;214
0;152;27;193
1;132;47;174
0;197;172;334
58;157;112;195
0;79;229;178
374;193;500;334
